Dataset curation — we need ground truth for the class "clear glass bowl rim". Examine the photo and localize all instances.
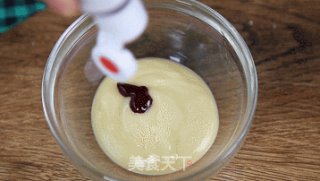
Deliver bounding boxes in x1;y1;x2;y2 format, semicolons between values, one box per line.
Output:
42;0;258;180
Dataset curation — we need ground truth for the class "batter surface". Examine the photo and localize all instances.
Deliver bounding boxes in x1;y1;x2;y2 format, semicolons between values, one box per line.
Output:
92;58;219;175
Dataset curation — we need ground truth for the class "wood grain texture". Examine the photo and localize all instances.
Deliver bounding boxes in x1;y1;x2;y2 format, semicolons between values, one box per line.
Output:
0;0;319;180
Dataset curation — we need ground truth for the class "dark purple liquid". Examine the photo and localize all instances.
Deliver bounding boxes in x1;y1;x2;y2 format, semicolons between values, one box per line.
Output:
117;83;153;113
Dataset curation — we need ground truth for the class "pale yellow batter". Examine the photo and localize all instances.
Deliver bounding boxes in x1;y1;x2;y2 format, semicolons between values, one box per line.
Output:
92;58;219;175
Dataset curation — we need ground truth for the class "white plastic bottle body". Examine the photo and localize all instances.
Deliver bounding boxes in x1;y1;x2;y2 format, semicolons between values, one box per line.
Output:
81;0;148;82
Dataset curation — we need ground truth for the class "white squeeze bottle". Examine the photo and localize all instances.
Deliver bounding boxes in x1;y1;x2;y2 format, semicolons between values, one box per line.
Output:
81;0;148;81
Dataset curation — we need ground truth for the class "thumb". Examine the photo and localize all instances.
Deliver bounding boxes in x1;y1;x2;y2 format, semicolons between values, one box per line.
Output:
44;0;79;16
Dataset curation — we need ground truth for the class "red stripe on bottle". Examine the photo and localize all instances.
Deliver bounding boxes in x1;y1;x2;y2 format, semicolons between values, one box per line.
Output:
100;56;119;73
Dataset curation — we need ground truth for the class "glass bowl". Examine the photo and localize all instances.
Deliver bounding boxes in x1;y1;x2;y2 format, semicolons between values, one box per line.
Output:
42;0;258;180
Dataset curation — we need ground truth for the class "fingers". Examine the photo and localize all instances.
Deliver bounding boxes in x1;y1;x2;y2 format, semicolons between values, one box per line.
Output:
44;0;79;16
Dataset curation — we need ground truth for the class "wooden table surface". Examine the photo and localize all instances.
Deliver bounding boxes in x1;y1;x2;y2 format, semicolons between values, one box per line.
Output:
0;0;319;180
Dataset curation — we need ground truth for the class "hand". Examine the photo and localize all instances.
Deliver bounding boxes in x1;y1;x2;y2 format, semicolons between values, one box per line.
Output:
44;0;79;16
